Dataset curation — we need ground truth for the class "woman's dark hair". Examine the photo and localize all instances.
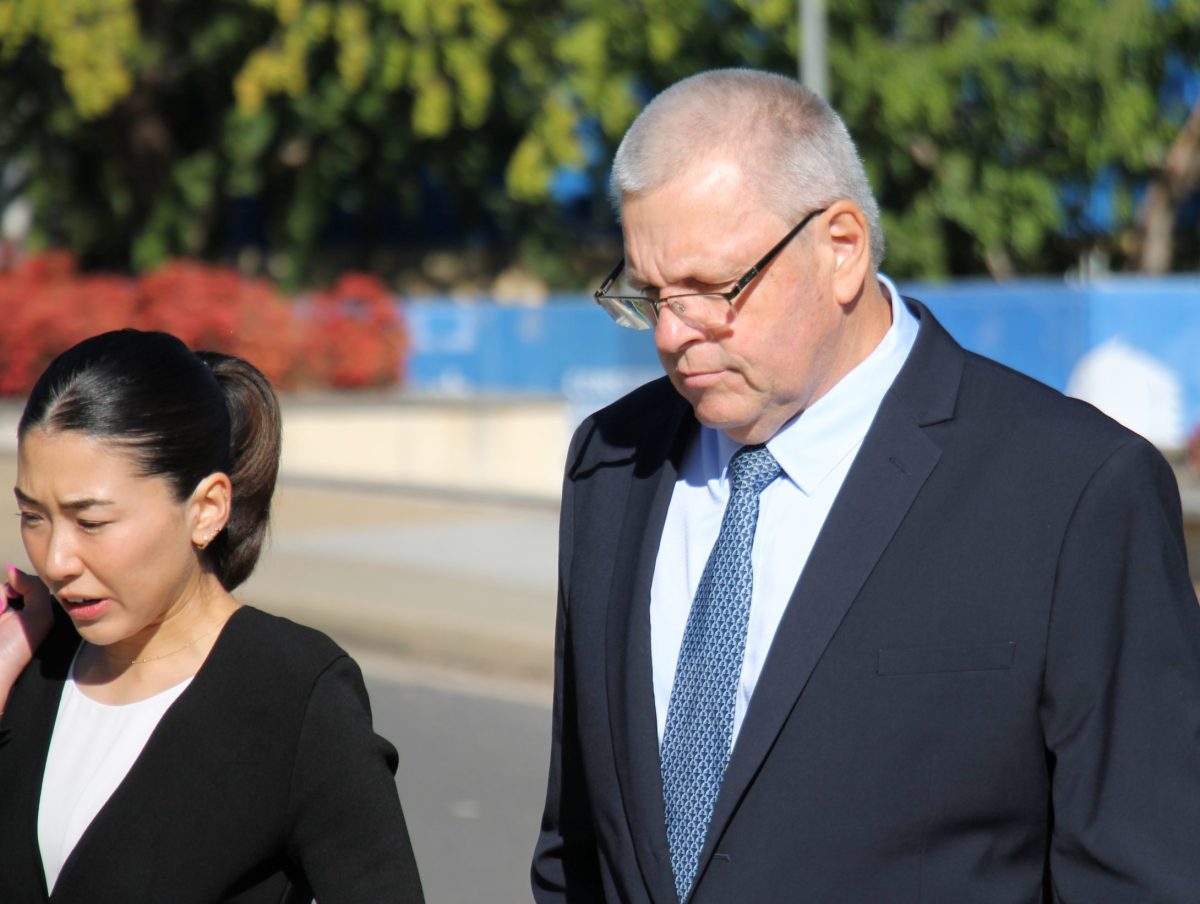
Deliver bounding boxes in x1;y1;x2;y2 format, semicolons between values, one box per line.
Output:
18;329;282;591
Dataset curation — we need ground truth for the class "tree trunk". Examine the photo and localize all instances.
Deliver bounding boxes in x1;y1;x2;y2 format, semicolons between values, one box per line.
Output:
984;246;1015;280
1135;96;1200;274
1139;182;1176;275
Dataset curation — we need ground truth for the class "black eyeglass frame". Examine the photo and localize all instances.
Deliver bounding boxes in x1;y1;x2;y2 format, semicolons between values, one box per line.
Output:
593;206;829;329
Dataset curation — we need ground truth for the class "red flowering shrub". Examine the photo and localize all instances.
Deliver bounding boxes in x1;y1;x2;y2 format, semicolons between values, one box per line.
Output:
0;252;407;394
0;255;141;395
11;250;76;283
304;273;407;389
138;261;302;387
1188;423;1200;474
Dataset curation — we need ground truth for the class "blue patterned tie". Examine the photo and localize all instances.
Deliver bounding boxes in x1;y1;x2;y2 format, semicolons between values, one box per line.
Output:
660;443;781;902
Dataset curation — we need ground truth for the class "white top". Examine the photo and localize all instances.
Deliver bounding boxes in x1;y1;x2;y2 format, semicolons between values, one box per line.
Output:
38;657;192;892
651;275;920;745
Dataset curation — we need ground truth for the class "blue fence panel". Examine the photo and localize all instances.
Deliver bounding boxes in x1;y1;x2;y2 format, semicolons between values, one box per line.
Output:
1086;279;1200;431
404;277;1200;433
406;294;659;394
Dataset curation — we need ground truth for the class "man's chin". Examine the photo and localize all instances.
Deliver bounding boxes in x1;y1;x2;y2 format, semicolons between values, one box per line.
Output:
690;398;790;445
691;400;754;438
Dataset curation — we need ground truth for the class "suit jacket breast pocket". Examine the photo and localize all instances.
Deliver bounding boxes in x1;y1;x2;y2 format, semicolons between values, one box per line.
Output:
876;641;1016;676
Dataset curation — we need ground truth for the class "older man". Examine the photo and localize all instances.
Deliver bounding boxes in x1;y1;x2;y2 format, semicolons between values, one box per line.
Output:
532;69;1200;903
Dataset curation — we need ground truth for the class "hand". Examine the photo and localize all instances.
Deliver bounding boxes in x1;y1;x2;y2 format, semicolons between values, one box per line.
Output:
0;565;54;715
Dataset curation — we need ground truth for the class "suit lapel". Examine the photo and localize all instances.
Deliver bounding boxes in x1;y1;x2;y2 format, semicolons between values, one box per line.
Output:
2;616;78;903
47;612;244;902
695;302;963;881
605;392;694;904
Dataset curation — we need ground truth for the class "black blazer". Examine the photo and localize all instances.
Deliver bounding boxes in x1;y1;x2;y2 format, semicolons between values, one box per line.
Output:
0;606;424;903
532;301;1200;903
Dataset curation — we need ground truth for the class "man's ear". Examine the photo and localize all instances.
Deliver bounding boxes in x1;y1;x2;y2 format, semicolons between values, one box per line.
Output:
825;200;873;307
188;472;232;549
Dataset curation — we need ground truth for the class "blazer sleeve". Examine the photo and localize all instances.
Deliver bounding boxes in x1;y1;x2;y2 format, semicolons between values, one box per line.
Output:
532;428;605;903
1041;437;1200;901
285;654;425;904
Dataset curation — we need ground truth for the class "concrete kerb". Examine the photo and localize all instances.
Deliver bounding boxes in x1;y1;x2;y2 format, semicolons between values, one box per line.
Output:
3;394;1197;687
1;394;568;686
248;394;565;688
0;446;563;689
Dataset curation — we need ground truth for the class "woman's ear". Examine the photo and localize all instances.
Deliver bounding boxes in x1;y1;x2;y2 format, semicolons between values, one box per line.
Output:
189;472;232;550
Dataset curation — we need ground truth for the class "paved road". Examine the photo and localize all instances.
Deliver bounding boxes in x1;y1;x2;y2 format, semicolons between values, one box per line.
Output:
0;455;561;684
2;449;1196;904
244;479;560;684
360;654;550;904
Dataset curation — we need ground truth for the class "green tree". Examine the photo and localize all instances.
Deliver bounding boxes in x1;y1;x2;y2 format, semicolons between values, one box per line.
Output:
0;0;277;271
829;0;1200;278
215;0;804;284
559;0;1200;278
0;0;1197;283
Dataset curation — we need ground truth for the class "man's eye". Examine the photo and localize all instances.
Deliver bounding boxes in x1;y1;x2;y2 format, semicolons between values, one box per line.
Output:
78;520;108;532
17;511;42;527
627;284;659;301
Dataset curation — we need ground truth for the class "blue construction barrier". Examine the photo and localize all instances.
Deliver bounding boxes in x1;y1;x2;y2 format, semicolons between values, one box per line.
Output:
405;293;659;394
403;277;1200;435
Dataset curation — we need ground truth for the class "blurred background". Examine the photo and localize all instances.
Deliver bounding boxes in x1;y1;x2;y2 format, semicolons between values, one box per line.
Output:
1;1;1198;901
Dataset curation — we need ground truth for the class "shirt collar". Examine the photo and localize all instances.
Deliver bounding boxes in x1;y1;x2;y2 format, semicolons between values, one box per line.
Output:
709;273;919;495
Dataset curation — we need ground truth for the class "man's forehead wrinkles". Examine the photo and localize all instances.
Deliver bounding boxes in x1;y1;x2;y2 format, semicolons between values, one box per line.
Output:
624;227;761;290
625;224;717;282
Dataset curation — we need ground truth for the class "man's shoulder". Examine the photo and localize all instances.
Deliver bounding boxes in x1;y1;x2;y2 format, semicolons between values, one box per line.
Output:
947;346;1173;497
907;300;1141;451
895;302;1167;494
590;375;681;425
566;376;688;473
960;348;1135;443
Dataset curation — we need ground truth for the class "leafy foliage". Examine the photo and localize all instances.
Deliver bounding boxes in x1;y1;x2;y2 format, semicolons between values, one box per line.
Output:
831;0;1200;276
0;0;1196;283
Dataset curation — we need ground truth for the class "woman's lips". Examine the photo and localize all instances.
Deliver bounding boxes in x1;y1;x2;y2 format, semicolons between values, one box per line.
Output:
60;598;111;620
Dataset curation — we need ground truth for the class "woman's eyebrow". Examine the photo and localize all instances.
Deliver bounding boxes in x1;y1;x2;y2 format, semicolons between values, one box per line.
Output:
14;487;114;511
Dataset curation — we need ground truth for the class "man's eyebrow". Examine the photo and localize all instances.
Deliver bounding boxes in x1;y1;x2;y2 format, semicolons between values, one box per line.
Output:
624;271;651;291
629;268;736;293
13;488;114;512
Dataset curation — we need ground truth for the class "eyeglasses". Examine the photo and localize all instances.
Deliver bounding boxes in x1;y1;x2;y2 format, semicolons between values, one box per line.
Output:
593;207;828;331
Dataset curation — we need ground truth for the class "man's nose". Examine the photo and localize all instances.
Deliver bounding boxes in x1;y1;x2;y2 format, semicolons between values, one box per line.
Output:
653;304;706;354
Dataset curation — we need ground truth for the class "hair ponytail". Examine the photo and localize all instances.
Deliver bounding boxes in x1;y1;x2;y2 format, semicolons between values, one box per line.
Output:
196;353;282;591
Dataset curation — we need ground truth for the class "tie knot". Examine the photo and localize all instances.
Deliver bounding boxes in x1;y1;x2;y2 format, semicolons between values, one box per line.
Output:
729;444;781;496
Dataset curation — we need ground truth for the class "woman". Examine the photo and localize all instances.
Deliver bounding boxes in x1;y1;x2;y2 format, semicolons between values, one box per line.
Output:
0;330;424;903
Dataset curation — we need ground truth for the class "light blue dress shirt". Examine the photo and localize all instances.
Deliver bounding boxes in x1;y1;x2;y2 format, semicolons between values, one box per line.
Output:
651;275;920;745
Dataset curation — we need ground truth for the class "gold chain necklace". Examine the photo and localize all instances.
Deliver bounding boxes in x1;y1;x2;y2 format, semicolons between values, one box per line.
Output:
103;624;220;665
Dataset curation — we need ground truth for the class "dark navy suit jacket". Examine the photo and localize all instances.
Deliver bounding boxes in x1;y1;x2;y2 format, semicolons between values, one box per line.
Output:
533;301;1200;903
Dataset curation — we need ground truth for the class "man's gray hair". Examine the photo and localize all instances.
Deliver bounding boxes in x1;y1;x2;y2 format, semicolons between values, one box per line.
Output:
610;69;885;268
